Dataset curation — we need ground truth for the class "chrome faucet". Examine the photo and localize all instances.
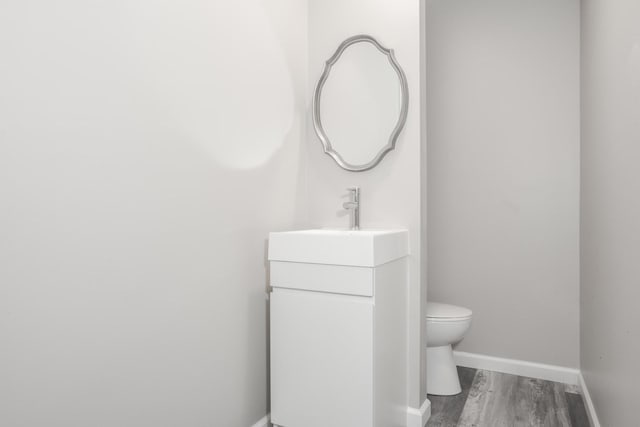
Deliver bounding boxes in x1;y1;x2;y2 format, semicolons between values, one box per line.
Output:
343;187;360;230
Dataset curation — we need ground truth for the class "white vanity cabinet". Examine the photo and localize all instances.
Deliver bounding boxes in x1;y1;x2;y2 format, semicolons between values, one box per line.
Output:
268;229;409;427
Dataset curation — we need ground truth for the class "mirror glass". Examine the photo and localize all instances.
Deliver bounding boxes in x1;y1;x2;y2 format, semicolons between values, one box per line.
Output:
313;35;408;172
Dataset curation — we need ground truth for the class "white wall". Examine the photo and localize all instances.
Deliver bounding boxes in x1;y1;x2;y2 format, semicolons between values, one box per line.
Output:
0;1;307;426
581;0;640;425
307;0;426;407
426;0;581;367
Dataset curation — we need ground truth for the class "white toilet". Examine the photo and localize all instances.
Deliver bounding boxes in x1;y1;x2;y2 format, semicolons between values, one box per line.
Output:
426;302;472;396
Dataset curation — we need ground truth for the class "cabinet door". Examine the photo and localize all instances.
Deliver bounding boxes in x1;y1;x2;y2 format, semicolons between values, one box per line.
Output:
270;288;373;427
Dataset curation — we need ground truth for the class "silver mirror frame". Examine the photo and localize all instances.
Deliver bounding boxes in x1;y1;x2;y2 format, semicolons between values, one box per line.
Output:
312;34;409;172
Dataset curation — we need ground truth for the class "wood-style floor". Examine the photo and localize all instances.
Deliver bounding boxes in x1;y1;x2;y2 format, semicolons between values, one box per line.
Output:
427;367;590;427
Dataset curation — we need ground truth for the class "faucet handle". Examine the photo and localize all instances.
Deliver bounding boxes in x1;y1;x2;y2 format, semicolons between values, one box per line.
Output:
346;187;360;200
343;187;360;231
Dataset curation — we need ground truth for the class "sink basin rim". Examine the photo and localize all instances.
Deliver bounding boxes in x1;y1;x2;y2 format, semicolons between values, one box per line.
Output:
268;228;409;267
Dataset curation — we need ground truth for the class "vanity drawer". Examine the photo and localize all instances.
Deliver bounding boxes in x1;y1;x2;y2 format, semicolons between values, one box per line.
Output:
269;261;373;297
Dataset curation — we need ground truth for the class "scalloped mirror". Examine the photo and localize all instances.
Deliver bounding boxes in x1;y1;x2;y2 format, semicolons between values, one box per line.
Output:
312;35;409;172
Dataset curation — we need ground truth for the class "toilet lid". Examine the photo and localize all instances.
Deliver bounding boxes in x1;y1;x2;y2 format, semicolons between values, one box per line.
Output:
427;302;472;320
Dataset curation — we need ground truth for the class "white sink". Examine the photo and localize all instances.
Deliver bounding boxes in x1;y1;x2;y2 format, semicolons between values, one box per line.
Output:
268;228;409;267
269;228;409;425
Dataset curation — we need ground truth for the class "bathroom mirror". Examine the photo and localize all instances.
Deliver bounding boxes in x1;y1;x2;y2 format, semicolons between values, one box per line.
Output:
313;35;409;172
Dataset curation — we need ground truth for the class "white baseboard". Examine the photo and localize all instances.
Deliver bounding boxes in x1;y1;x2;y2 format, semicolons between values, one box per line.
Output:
453;351;580;386
579;373;601;427
407;398;431;427
250;414;270;427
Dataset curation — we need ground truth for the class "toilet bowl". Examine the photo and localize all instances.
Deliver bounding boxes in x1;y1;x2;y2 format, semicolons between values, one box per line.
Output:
426;302;472;396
